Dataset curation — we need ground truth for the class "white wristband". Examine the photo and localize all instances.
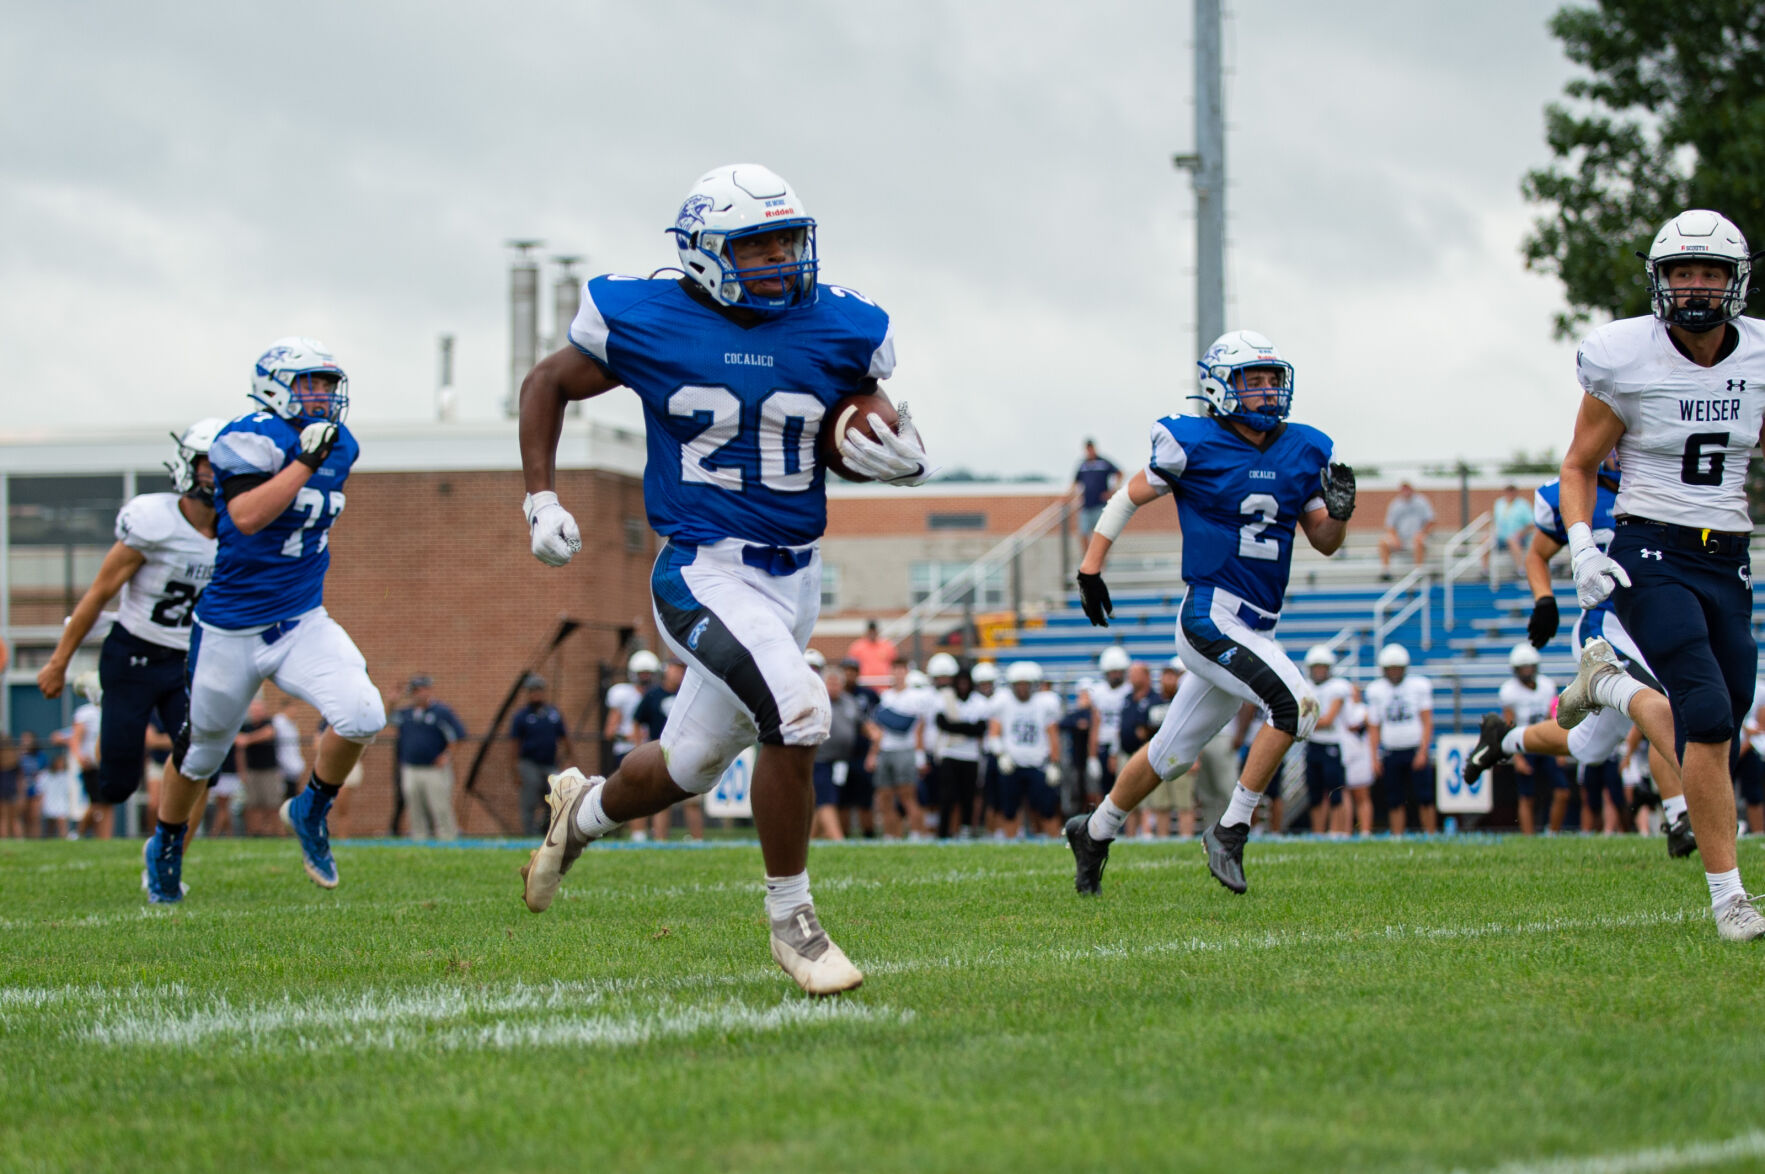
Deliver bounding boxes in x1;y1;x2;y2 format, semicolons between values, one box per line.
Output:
1092;485;1141;542
1566;521;1596;558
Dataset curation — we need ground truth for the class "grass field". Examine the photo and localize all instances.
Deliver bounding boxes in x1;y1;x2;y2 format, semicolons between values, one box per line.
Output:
3;833;1764;1174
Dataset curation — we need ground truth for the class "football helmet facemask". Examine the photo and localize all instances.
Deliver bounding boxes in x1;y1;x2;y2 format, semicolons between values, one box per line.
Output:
1642;210;1752;333
671;164;818;315
1194;330;1294;431
251;337;349;423
165;416;228;507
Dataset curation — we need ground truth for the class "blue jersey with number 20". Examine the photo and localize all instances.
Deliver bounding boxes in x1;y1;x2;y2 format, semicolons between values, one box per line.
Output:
198;412;358;628
568;276;895;548
1148;414;1334;615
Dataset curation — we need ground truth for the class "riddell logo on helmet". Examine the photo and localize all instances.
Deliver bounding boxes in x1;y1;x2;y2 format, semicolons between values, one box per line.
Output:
762;207;797;218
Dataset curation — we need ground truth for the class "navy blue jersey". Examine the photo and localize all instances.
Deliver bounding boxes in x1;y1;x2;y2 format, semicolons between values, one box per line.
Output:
199;412;359;628
1147;415;1334;615
1534;477;1619;622
568;276;894;547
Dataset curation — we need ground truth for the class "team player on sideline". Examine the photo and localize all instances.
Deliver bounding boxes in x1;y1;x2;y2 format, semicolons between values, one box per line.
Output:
988;661;1063;838
1497;645;1558;836
515;164;931;994
1554;209;1765;940
1063;329;1355;895
1462;464;1696;853
1301;646;1353;835
38;420;223;847
1365;644;1435;834
143;339;387;903
1090;646;1132;802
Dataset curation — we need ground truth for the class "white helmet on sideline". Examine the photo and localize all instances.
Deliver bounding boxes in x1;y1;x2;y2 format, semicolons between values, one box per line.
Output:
628;650;661;676
804;647;827;670
1377;643;1411;668
971;662;999;684
1508;643;1541;669
1005;660;1043;685
1304;645;1336;668
1098;646;1131;674
926;652;960;679
906;669;931;690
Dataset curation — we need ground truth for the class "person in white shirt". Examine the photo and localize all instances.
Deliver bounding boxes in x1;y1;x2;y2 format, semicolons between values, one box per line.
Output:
1336;686;1375;836
866;659;928;839
1498;644;1559;836
69;697;106;839
931;664;992;838
1089;647;1132;806
1302;646;1355;835
1364;644;1435;835
987;661;1063;838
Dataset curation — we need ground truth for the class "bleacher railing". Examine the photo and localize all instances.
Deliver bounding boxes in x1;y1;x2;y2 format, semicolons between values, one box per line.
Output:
1441;510;1496;631
1372;565;1431;651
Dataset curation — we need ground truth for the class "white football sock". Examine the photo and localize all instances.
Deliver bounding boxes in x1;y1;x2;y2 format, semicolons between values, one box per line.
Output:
1501;727;1528;757
572;785;619;839
1706;868;1744;911
765;871;813;922
1591;673;1645;717
1221;781;1263;829
1088;796;1129;842
1663;794;1688;822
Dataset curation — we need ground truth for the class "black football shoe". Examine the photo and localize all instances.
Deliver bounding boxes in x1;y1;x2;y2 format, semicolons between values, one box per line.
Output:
1202;821;1250;895
1666;810;1698;859
1463;712;1514;787
1064;814;1111;896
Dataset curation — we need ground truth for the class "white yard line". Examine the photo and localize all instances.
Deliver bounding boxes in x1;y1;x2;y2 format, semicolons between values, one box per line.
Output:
1455;1131;1765;1174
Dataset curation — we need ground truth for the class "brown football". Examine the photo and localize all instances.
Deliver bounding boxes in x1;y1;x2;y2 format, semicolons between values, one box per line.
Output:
820;390;899;483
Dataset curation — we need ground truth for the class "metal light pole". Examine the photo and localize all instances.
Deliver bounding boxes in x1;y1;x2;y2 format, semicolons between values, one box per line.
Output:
1173;0;1225;370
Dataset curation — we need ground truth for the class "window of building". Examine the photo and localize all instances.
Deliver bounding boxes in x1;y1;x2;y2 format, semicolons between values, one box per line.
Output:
623;517;646;553
820;564;841;610
927;512;987;531
909;561;1006;608
7;475;125;547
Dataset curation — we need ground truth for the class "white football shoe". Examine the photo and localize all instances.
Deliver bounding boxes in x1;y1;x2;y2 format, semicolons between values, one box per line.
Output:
519;768;603;913
1715;894;1765;942
1556;638;1623;730
769;903;864;996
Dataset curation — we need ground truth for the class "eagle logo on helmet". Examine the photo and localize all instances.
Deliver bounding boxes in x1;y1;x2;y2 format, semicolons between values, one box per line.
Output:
676;194;716;233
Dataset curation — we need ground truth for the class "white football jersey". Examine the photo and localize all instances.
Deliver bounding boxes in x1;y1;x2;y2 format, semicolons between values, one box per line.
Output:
874;687;929;753
72;702;101;767
1499;676;1558;731
1364;674;1433;750
991;690;1060;767
113;493;216;651
605;682;646;752
1092;679;1131;750
1577;315;1765;532
1307;676;1356;745
1338;698;1373;784
936;691;993;763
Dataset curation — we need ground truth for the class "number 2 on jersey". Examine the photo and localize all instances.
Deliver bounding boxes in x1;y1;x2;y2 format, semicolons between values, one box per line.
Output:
668;386;826;494
1238;493;1280;560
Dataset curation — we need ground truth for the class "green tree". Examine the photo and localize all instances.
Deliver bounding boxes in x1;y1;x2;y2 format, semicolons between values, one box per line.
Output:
1521;2;1765;339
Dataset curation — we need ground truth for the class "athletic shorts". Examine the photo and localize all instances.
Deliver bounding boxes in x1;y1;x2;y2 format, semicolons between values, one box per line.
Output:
1513;752;1565;799
1305;742;1345;807
1380;748;1434;807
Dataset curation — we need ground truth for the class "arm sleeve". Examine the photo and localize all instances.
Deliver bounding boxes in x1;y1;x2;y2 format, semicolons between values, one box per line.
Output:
208;430;285;481
1144;422;1185;493
867;319;896;381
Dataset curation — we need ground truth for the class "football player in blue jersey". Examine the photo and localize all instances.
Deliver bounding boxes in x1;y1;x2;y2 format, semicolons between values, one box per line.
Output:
515;164;931;994
1063;330;1356;896
142;338;387;903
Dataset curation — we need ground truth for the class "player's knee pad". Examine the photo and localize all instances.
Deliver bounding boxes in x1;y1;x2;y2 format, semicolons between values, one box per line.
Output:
327;689;387;743
765;664;830;747
1291;688;1321;742
176;724;226;783
1677;685;1735;745
662;732;745;796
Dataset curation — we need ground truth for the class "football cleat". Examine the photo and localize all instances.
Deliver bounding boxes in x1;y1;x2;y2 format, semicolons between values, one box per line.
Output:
1064;813;1111;896
1714;894;1765;942
1202;820;1250;895
1463;712;1513;786
280;786;339;889
1556;638;1624;730
769;903;864;996
1666;811;1698;859
142;829;185;905
520;769;602;913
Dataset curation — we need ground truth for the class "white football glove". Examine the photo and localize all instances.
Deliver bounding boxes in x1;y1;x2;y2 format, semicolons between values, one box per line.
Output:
1045;762;1063;787
995;754;1016;776
1567;522;1630;609
523;491;581;567
295;421;339;469
838;401;931;486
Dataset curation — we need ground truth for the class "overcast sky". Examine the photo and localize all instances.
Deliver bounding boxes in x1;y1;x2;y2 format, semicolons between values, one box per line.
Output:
2;0;1589;477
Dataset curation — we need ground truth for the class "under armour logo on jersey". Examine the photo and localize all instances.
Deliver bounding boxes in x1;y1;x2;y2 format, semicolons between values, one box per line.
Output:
687;618;711;651
1216;647;1240;667
1742;566;1753;586
1729;379;1748;392
1640;549;1663;560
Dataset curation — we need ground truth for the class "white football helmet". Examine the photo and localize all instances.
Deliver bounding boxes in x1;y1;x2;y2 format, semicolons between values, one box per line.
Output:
1194;329;1294;430
1097;646;1131;674
906;669;932;690
926;652;959;679
1005;660;1043;685
165;416;228;506
1508;642;1541;669
628;650;661;677
1304;645;1336;668
250;337;349;423
1377;643;1411;669
671;164;818;314
970;662;999;684
1644;210;1751;333
804;647;827;670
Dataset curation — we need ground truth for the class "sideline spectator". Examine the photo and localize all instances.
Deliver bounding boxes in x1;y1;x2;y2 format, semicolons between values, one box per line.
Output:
272;697;307;801
390;674;465;841
814;664;860;840
844;621;898;690
39;745;82;838
839;658;879;838
1378;481;1436;577
1338;685;1375;836
933;665;990;839
1058;682;1097;817
0;733;20;839
1118;662;1172;838
511;674;574;836
66;691;108;839
603;651;658;775
1072;439;1121;540
235;696;284;837
1366;644;1436;835
1303;649;1354;835
867;658;927;839
1499;644;1559;836
634;659;699;841
17;733;45;838
1490;484;1534;580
